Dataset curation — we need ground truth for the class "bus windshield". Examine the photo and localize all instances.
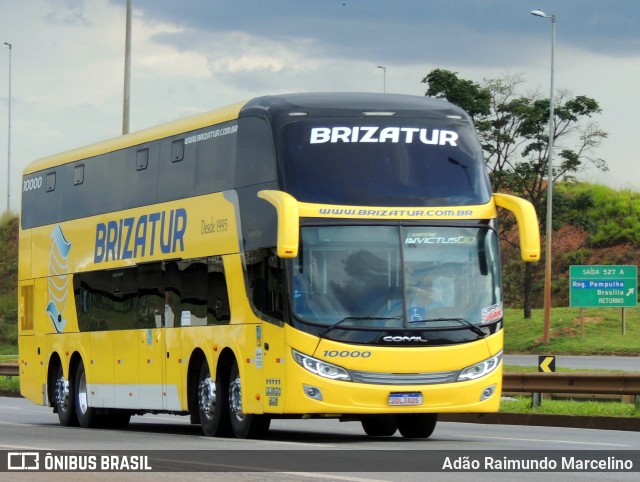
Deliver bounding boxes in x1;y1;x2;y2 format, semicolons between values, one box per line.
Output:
281;117;491;206
291;225;502;330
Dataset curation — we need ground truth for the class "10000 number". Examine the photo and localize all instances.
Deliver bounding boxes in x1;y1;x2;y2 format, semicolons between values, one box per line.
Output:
23;177;43;192
324;350;371;358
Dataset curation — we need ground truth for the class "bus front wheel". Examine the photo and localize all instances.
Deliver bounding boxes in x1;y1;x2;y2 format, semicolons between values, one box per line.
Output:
228;361;270;439
361;415;397;436
396;413;438;438
54;364;78;427
197;361;230;437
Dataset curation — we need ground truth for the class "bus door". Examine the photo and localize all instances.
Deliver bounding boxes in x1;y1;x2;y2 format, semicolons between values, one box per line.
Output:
261;320;286;414
137;325;166;410
136;263;169;410
111;269;140;409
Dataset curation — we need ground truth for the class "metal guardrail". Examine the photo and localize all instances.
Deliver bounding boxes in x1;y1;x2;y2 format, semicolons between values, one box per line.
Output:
1;363;639;395
0;363;18;377
503;372;640;395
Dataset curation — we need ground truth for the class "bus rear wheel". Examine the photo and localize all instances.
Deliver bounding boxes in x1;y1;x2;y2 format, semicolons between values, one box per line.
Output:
54;364;78;427
228;361;270;439
396;413;438;438
361;415;397;436
197;361;230;437
75;360;100;428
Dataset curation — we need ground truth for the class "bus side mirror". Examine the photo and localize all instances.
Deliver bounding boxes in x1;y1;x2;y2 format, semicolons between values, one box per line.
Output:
493;193;541;262
257;190;300;258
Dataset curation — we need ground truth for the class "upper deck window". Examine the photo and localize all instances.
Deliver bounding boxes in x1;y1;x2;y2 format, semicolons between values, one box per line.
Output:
281;118;491;207
46;172;56;192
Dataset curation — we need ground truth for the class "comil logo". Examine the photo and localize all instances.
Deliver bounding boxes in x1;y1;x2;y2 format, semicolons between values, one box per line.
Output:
7;452;40;470
47;225;72;333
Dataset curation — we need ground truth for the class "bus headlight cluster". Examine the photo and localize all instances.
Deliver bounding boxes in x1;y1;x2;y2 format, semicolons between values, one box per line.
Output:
292;349;352;381
457;350;503;381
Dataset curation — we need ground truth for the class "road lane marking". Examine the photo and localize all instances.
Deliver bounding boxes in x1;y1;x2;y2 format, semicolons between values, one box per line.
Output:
459;434;629;447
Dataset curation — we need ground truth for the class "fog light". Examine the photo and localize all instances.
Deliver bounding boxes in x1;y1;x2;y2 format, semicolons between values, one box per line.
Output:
480;384;496;401
303;384;323;401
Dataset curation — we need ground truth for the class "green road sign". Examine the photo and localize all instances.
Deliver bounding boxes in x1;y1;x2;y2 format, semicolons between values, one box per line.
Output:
570;265;638;308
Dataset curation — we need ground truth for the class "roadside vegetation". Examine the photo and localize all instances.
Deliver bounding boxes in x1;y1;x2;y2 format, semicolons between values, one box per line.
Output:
0;214;17;356
503;307;640;355
500;396;640;418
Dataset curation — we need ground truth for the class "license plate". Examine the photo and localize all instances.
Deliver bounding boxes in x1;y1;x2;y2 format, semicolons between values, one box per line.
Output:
388;392;423;406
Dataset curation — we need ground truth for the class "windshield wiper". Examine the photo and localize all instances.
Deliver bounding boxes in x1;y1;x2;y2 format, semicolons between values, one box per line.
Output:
409;317;486;337
319;316;402;338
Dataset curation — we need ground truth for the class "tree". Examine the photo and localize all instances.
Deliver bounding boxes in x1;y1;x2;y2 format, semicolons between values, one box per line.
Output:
422;70;608;317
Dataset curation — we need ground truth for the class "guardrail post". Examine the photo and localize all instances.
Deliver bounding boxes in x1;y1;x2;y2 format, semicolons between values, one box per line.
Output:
531;392;542;408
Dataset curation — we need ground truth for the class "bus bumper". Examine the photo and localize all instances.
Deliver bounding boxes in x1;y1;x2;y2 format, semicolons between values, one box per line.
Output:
281;354;503;415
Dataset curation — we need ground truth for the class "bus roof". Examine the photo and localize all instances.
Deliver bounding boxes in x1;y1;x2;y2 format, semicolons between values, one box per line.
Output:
240;92;469;122
23;93;469;176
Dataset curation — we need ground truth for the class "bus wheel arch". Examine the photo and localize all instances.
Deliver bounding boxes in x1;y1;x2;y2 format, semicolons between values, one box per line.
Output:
47;353;63;408
187;349;207;425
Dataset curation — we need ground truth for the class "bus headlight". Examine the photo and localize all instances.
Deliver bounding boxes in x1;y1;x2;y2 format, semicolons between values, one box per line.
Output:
292;349;352;381
457;350;502;381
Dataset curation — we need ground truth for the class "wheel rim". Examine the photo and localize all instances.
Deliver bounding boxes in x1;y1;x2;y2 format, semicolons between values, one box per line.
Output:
55;375;70;412
198;376;216;421
77;370;88;415
229;375;244;422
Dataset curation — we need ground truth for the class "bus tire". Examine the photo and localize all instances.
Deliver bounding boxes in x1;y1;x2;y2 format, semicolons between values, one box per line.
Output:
197;361;230;437
228;361;270;439
361;415;397;436
105;412;131;429
75;360;99;428
396;413;438;438
54;364;78;427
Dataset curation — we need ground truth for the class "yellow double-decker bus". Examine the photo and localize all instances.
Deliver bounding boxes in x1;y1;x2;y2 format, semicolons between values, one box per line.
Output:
18;93;539;438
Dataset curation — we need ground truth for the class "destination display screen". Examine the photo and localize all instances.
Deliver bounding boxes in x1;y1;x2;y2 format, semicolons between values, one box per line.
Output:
281;118;491;207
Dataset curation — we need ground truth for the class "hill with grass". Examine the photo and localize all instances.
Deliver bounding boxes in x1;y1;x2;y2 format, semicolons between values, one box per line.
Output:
0;214;17;353
501;182;640;308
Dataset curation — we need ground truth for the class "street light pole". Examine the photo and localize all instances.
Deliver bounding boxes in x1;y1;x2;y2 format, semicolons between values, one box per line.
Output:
3;42;11;214
531;9;555;344
122;0;132;135
377;65;386;93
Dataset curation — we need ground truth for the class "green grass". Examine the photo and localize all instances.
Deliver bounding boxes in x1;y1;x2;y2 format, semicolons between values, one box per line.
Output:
500;396;640;418
504;307;640;355
0;376;19;394
0;345;17;357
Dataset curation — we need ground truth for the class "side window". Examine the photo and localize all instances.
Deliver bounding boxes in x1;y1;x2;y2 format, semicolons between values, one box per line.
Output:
165;257;231;326
74;268;138;331
136;262;164;328
136;148;149;171
245;249;285;320
235;117;277;187
171;139;185;163
207;256;231;324
46;172;56;192
176;259;209;326
73;164;85;185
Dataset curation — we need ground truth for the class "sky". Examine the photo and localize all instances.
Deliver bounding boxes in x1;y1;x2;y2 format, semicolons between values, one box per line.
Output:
1;0;639;213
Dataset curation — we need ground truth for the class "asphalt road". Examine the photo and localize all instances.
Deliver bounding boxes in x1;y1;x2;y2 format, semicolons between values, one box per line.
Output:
0;396;638;481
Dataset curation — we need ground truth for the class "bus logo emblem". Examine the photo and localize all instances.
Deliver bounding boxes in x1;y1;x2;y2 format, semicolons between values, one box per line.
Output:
46;225;72;333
